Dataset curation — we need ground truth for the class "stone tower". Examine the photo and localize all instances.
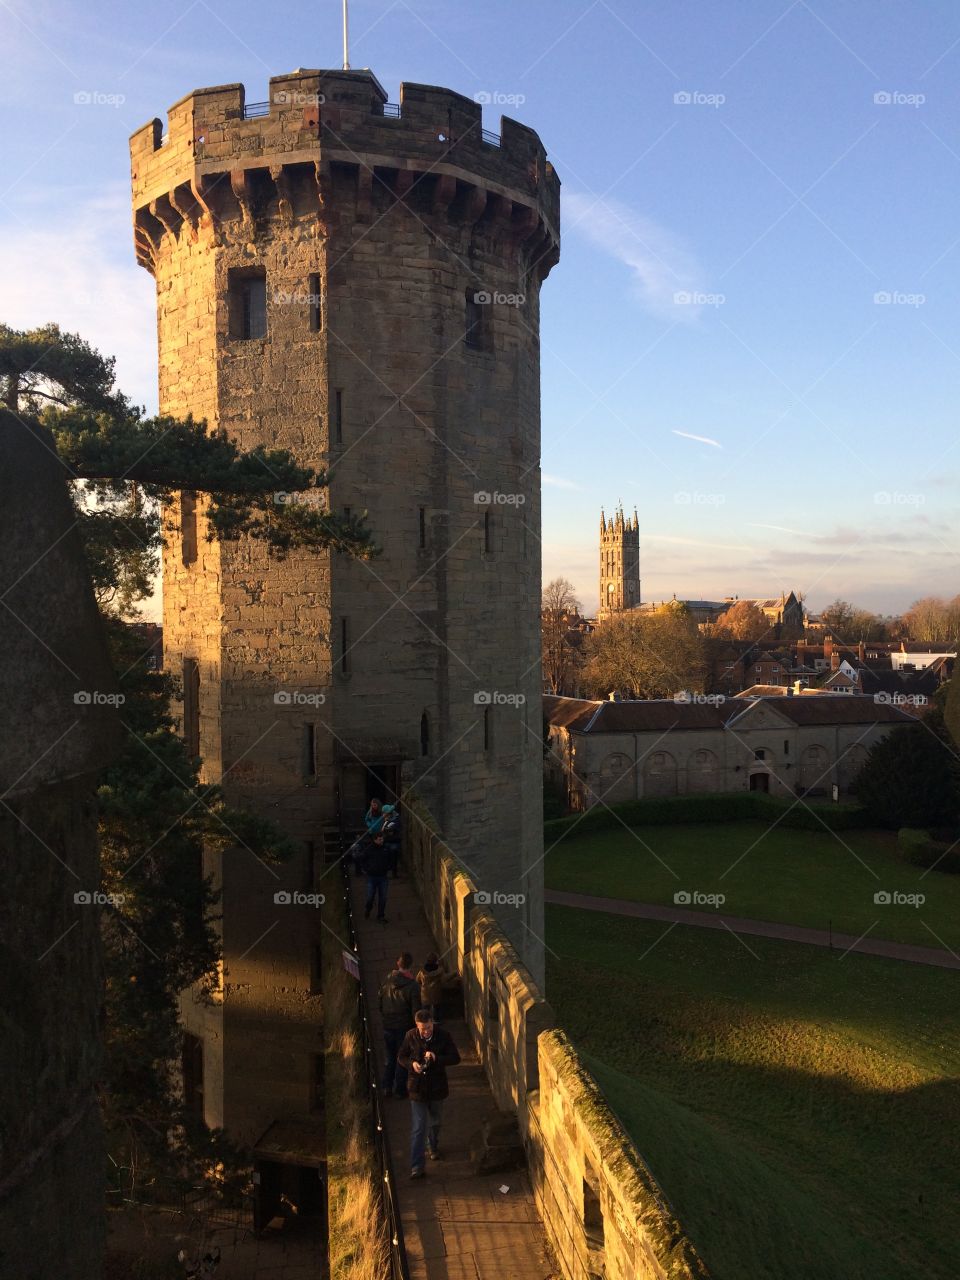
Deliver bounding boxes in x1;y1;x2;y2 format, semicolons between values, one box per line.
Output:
130;69;559;1140
598;506;640;620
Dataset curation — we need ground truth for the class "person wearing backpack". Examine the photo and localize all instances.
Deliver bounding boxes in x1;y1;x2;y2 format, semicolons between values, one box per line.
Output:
377;952;419;1099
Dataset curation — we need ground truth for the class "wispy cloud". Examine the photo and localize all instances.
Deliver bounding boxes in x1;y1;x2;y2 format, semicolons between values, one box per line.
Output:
748;522;805;536
565;192;705;320
642;534;753;552
543;473;581;490
673;429;722;449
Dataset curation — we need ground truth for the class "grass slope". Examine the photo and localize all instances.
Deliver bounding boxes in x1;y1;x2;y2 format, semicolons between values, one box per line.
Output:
546;820;960;950
547;905;960;1280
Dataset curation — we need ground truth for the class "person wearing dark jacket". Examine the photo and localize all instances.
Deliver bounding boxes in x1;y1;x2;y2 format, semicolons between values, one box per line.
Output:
378;953;419;1098
359;833;392;921
381;804;402;878
397;1009;461;1176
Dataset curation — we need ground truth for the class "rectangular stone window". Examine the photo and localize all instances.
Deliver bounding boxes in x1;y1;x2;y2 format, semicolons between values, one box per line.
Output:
180;490;198;566
308;272;322;332
419;506;427;549
464;288;488;350
334;389;344;444
227;268;267;339
339;617;350;676
182;657;200;759
483;705;492;752
303;723;317;778
182;1032;204;1123
483;510;491;554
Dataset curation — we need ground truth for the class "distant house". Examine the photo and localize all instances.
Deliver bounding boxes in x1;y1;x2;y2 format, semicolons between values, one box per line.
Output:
544;693;912;812
705;641;797;694
730;591;805;632
821;659;947;712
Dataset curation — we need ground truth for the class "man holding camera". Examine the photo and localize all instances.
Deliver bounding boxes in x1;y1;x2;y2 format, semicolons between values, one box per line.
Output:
397;1008;461;1178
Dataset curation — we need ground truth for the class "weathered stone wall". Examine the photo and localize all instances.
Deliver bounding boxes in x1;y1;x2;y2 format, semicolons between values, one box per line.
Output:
0;413;121;1279
404;793;709;1280
131;67;559;1135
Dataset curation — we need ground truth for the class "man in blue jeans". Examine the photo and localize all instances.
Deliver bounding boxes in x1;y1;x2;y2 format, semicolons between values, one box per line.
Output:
359;832;392;922
397;1009;461;1177
378;953;419;1098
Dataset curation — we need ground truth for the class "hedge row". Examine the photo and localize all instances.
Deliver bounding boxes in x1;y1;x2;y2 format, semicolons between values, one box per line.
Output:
897;827;960;875
544;791;871;841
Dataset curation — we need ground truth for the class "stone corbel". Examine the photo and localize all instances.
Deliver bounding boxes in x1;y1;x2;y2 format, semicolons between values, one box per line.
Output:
230;167;254;228
463;184;488;227
190;173;218;234
270;164;293;225
356;167;374;223
169;183;199;241
149;194;181;244
313;158;334;232
431;174;456;217
133;213;160;272
394;168;415;205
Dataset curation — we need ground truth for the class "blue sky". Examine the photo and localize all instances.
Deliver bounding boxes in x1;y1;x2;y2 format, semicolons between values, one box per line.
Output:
4;0;960;618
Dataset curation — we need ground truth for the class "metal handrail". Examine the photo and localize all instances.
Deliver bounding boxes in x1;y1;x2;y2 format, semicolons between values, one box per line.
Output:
382;102;401;118
481;128;502;148
243;101;270;119
342;864;411;1280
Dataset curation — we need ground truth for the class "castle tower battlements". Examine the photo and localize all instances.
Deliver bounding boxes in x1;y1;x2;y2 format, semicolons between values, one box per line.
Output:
131;70;559;275
131;67;559;1141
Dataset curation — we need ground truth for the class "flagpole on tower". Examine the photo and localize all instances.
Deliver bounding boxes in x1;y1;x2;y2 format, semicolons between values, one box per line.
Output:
342;0;350;70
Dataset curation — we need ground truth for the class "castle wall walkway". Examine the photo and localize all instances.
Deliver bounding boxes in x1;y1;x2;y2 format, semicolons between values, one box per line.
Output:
349;870;556;1280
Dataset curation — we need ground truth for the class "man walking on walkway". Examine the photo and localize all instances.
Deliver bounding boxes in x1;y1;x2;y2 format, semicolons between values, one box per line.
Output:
359;832;392;922
378;953;419;1098
398;1009;461;1178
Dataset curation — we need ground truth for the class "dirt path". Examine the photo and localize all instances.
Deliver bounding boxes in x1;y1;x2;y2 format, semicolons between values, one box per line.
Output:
545;889;960;969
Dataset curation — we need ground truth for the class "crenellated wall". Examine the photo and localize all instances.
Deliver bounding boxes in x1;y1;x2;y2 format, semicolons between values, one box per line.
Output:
130;71;559;263
404;792;710;1280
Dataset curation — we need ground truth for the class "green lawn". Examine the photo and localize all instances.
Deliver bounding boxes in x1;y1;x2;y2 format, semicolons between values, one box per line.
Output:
547;904;960;1280
545;819;960;951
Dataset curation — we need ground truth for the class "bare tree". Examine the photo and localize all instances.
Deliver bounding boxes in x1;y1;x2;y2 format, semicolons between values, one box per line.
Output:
542;577;582;694
821;599;888;643
902;596;960;646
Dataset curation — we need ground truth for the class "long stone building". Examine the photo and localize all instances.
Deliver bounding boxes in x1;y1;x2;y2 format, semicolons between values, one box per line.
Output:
130;69;559;1144
545;692;913;810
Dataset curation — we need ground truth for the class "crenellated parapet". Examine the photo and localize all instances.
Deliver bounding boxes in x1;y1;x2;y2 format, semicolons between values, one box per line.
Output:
130;68;560;274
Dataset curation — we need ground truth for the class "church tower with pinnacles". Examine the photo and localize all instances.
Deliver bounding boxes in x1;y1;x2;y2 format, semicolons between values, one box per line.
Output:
131;68;559;1140
598;505;640;619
